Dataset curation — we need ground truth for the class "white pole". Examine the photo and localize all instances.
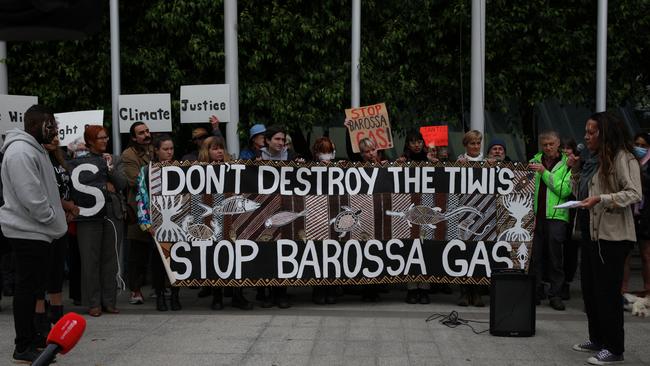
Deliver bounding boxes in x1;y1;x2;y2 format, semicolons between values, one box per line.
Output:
351;0;361;108
596;0;607;112
224;0;240;157
110;0;122;153
0;42;7;94
470;0;485;135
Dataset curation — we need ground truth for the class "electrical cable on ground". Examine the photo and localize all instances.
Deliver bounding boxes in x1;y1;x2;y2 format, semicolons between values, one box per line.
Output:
425;310;489;334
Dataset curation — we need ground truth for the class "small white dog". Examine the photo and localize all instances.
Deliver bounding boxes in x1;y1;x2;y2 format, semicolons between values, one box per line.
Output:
623;293;649;317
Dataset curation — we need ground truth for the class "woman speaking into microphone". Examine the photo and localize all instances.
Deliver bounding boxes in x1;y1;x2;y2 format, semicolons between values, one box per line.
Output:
569;112;641;365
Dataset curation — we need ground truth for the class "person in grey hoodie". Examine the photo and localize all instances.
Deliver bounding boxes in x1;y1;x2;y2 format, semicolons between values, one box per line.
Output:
0;104;67;363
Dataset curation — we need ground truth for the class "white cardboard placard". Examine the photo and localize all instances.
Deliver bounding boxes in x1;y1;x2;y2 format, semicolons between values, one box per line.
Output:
54;110;104;146
118;93;172;133
0;95;38;134
180;84;230;123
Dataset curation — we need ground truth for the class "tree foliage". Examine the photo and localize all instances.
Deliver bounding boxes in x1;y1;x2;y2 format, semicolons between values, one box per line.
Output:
485;0;649;149
5;0;649;155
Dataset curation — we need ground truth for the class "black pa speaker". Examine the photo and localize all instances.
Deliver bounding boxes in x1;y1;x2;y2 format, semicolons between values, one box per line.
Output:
489;269;535;337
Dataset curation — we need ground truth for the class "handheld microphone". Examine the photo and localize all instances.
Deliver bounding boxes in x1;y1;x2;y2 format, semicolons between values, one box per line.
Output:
576;143;585;153
32;312;86;366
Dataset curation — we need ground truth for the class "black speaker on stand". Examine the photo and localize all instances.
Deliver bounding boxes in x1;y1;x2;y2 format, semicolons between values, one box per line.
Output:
489;269;535;337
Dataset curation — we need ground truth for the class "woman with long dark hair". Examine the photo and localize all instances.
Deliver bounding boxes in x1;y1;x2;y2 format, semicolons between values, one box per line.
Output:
136;134;182;311
569;112;641;364
396;131;434;303
400;130;428;161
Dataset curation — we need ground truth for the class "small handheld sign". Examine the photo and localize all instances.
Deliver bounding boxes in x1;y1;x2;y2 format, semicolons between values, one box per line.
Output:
345;103;393;153
420;125;449;147
54;110;104;146
0;95;38;134
180;84;230;124
118;94;172;133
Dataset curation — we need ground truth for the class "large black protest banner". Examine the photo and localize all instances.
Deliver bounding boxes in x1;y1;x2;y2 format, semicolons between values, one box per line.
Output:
149;160;536;286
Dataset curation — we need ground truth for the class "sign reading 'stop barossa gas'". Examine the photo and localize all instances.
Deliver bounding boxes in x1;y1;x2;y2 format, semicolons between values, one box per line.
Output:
149;161;537;286
345;103;393;153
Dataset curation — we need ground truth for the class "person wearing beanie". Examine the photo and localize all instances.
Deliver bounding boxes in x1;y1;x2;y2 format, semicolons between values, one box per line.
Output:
239;123;267;160
486;138;512;162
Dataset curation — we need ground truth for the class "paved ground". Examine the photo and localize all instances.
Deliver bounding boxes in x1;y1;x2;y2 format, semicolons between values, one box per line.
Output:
0;282;648;366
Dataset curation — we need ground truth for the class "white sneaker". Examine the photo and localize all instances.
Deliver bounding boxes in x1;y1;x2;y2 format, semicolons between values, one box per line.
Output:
129;292;144;305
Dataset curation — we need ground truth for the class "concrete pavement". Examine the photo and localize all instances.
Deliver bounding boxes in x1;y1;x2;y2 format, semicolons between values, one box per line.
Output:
0;284;648;366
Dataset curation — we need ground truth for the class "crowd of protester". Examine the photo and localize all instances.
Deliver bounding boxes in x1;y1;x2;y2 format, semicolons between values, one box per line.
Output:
0;106;647;365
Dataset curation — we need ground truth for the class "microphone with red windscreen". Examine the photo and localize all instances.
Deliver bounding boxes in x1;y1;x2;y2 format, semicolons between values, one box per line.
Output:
32;312;86;366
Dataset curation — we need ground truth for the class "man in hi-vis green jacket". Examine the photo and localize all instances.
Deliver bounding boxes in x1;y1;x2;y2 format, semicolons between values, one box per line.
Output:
529;131;572;311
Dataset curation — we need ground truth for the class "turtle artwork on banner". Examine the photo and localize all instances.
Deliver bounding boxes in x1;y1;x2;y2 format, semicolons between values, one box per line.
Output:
148;160;540;287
